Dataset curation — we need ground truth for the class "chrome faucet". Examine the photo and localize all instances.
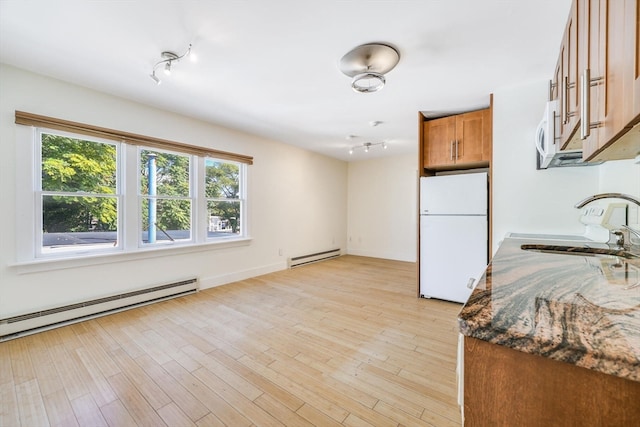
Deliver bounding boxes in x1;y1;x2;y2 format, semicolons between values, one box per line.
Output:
574;192;640;209
574;192;640;251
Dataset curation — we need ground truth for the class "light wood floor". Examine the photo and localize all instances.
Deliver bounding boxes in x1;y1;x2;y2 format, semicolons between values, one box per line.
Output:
1;255;463;427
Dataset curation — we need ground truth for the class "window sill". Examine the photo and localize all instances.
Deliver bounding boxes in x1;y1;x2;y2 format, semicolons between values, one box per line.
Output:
10;237;253;274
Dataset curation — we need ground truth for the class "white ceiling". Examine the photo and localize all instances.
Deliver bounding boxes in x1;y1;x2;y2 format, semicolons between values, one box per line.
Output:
0;0;571;161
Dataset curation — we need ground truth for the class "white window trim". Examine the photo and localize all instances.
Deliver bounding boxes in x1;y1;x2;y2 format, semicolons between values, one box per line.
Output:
14;126;249;267
10;237;253;274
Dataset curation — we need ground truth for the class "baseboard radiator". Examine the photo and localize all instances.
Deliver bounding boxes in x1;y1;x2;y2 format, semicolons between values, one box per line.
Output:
0;278;198;341
288;248;341;268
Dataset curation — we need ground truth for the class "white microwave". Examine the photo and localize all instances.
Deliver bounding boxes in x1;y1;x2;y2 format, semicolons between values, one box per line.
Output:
535;99;586;169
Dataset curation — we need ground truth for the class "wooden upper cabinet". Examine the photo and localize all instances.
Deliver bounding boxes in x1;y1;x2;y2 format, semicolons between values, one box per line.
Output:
456;109;492;164
423;116;456;168
582;0;640;161
558;0;581;149
626;0;640;123
423;109;491;170
579;0;602;157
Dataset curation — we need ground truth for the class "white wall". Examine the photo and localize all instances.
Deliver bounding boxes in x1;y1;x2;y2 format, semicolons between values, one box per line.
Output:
0;64;348;317
598;159;640;197
493;79;640;253
347;154;418;262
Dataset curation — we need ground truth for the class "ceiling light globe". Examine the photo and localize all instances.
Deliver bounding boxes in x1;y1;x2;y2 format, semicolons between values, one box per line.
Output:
352;72;385;93
164;62;172;76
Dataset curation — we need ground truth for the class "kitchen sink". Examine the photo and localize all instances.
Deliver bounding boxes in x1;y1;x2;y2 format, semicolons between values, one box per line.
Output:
520;244;639;259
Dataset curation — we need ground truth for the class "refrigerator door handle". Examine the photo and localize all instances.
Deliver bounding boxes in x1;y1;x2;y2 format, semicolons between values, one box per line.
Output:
466;277;476;289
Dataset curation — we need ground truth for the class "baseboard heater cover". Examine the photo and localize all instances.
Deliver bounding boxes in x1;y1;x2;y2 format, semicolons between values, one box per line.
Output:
288;248;341;268
0;278;198;341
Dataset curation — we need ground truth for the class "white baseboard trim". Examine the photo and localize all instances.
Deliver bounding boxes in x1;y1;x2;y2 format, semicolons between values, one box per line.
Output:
346;248;416;263
199;261;286;290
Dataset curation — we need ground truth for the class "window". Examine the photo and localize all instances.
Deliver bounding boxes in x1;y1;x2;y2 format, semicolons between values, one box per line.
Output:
140;149;193;245
18;114;251;262
205;159;245;239
38;131;120;255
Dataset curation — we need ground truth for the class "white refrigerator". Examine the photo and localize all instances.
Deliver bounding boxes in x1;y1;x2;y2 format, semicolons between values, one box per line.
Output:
419;172;488;303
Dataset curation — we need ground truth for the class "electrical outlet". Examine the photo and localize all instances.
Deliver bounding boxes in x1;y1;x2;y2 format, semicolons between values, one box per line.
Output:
278;248;283;256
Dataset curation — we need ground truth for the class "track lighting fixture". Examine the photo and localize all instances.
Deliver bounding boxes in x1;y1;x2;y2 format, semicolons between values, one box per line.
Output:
349;141;388;155
149;44;193;85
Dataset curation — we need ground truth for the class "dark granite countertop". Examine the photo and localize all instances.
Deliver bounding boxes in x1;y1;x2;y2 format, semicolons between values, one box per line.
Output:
458;237;640;382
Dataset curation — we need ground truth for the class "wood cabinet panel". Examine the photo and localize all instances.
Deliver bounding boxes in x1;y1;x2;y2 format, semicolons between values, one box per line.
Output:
423;116;456;168
599;0;630;143
583;0;640;160
559;0;580;148
463;336;640;427
580;0;602;157
456;109;492;164
626;0;640;122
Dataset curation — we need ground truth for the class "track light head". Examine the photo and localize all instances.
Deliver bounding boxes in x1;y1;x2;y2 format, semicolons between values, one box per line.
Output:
149;72;161;85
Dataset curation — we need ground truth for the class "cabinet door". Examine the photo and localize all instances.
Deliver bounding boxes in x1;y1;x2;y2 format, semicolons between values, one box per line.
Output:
456;109;490;164
584;0;637;160
599;0;632;143
580;0;602;157
423;116;456;168
559;0;580;148
625;0;640;124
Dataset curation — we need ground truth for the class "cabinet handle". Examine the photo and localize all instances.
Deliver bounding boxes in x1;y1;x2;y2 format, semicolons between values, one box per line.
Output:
563;76;569;124
563;76;576;124
450;141;455;160
580;69;590;139
455;140;459;160
466;278;476;289
580;68;604;140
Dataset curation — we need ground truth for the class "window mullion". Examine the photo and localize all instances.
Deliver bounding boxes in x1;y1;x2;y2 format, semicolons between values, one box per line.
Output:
123;143;139;250
195;156;206;243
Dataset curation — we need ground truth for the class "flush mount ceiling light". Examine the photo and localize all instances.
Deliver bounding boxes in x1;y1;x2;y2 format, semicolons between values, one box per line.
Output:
349;141;388;155
339;43;400;93
149;44;193;85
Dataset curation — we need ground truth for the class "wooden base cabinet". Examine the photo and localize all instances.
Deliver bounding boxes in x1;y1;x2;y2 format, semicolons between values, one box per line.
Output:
422;108;491;171
463;337;640;427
